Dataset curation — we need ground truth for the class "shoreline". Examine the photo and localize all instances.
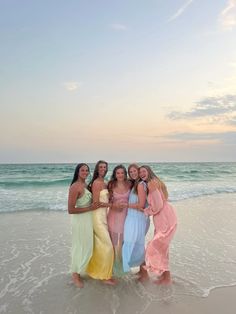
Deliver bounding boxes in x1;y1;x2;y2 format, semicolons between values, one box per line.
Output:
0;191;236;215
0;193;236;313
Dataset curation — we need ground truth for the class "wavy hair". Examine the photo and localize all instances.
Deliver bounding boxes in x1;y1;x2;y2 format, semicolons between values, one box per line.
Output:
128;163;141;194
139;165;168;199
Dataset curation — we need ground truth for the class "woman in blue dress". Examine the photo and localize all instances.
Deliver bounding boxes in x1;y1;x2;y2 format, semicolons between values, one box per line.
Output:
122;163;150;281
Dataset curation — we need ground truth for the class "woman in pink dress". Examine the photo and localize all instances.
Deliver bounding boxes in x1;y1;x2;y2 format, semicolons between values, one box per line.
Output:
107;165;130;277
139;165;177;285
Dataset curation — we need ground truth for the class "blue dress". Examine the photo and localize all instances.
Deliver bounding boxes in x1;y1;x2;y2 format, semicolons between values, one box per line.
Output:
122;182;150;272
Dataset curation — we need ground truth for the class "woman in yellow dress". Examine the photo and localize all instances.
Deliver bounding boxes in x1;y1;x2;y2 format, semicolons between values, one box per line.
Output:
86;160;116;285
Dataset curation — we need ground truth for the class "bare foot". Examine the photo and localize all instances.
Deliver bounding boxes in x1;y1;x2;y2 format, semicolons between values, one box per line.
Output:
137;265;149;282
153;278;172;285
137;275;149;283
153;278;164;285
137;272;149;283
136;267;144;276
160;278;172;285
103;278;117;286
153;274;164;285
154;271;172;285
72;273;84;288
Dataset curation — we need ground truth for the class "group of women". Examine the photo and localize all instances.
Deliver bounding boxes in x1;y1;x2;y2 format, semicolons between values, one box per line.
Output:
68;161;177;288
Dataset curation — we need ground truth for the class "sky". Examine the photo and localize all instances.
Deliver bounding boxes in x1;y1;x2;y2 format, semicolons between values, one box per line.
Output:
0;0;236;163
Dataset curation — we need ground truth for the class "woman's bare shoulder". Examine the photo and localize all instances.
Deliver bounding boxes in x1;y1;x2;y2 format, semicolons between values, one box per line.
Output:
69;182;83;195
92;179;105;191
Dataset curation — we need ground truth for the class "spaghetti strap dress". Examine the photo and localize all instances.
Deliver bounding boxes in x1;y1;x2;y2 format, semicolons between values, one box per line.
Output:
107;190;129;277
122;182;150;272
87;189;114;279
71;188;93;274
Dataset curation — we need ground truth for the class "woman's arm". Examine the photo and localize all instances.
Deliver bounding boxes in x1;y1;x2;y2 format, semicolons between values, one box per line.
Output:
128;182;146;211
110;201;127;211
92;181;102;203
92;181;111;208
144;180;164;216
68;185;98;214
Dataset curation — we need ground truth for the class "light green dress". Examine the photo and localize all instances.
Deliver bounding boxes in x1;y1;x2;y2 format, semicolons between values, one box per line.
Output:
71;188;93;274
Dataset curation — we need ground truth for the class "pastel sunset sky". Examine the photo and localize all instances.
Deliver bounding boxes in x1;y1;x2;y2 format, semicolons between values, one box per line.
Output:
1;0;236;163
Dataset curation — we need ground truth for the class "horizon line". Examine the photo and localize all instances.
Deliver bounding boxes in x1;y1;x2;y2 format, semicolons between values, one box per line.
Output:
0;161;235;165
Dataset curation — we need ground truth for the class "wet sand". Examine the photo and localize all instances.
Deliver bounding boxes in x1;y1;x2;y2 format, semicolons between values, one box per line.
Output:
0;194;236;314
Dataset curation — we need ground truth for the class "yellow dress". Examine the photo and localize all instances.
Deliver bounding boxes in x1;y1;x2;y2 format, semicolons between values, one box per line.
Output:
87;189;114;279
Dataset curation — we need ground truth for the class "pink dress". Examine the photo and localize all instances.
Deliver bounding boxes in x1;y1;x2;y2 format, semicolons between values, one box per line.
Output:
144;189;177;276
107;190;129;276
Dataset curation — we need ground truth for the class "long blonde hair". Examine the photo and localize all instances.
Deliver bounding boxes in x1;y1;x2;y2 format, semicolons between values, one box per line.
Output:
128;163;140;194
139;165;168;199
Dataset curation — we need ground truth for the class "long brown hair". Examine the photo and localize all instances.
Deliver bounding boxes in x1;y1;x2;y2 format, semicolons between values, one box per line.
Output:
87;160;108;192
139;165;168;199
107;164;128;200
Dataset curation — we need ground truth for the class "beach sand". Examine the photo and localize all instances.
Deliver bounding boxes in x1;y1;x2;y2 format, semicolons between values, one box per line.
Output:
0;193;236;314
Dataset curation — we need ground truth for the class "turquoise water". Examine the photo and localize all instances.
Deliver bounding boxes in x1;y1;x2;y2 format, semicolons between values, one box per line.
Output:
0;162;236;212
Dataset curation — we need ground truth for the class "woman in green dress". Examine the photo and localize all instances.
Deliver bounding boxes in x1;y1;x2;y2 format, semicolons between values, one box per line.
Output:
68;163;100;288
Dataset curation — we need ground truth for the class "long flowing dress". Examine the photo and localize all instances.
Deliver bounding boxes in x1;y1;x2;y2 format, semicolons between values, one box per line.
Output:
144;189;177;276
71;188;93;274
107;190;129;277
122;182;150;272
86;189;114;280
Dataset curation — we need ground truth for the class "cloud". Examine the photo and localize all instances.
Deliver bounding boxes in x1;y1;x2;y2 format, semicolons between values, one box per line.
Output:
63;81;81;91
152;131;236;144
168;0;194;22
167;94;236;125
219;0;236;31
228;115;236;125
110;23;127;31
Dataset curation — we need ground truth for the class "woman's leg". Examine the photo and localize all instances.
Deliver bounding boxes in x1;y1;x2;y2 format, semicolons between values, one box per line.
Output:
153;271;171;285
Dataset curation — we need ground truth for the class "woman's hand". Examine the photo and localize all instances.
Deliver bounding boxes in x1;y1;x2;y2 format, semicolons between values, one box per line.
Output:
128;203;144;211
90;202;101;210
113;201;128;211
99;202;110;208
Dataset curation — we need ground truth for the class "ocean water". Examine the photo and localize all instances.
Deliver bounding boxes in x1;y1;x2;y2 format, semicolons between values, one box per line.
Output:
0;162;236;213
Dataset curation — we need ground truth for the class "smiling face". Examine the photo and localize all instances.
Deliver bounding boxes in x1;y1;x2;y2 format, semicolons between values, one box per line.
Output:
98;162;107;178
79;165;90;180
115;168;126;182
128;166;139;180
139;167;149;181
